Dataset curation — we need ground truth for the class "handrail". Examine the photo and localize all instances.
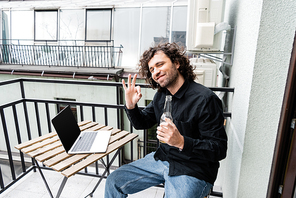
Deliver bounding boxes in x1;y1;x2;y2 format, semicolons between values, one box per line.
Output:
0;39;123;68
0;77;234;92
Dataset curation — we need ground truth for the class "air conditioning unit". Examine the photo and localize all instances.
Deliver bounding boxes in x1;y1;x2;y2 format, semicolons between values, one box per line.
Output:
191;58;217;87
186;0;227;52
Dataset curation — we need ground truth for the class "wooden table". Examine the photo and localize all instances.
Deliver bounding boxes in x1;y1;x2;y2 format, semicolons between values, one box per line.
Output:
15;120;138;198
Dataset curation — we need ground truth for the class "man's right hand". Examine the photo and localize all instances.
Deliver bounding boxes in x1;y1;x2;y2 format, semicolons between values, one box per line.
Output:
122;74;142;109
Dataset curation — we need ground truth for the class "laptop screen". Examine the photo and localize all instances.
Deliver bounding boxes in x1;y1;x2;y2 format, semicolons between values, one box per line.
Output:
52;105;81;153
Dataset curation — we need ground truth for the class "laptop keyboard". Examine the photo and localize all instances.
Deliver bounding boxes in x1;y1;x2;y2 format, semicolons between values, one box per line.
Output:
71;132;98;152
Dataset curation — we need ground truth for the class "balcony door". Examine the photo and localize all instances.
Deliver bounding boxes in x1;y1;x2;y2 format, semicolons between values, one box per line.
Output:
267;31;296;197
282;127;296;197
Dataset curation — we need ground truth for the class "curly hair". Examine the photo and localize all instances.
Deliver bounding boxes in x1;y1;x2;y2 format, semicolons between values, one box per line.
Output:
138;42;196;91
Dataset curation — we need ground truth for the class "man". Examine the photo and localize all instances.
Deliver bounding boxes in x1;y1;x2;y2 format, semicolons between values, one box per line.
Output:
105;43;227;198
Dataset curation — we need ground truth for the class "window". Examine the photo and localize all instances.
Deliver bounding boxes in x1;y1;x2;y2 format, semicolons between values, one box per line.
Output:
86;9;112;41
55;98;77;120
11;11;34;41
59;9;84;45
114;8;140;67
34;10;58;41
171;6;187;47
140;7;171;54
2;11;10;43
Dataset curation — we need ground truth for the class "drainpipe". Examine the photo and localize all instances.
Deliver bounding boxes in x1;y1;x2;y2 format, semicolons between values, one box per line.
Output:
169;0;178;43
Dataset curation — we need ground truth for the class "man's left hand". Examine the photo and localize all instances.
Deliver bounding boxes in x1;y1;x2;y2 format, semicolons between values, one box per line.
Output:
157;118;184;150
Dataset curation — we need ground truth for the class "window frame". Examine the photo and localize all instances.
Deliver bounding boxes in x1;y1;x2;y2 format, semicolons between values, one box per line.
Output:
34;10;58;42
85;8;113;42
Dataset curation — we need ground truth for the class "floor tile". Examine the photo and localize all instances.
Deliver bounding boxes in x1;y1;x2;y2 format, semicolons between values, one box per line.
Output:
1;169;164;198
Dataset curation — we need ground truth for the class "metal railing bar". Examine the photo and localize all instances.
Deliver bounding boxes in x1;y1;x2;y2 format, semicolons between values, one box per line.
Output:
0;108;16;180
20;46;23;64
34;102;42;137
62;45;65;66
91;46;94;67
106;46;109;68
45;103;51;133
38;166;110;179
103;46;107;68
20;78;234;92
95;161;99;175
99;46;102;67
80;105;84;122
117;149;120;168
0;78;234;94
12;104;26;173
104;107;108;126
116;86;121;129
24;98;126;109
69;46;73;65
223;112;232;118
209;87;235;92
71;46;74;66
12;45;16;63
17;46;21;64
144;129;147;157
1;39;115;43
7;45;11;63
0;99;24;109
86;46;89;67
28;45;32;64
0;98;231;118
130;134;134;163
0;166;35;194
95;46;99;67
92;106;96;122
0;78;21;86
20;79;26;99
0;166;4;189
22;101;32;141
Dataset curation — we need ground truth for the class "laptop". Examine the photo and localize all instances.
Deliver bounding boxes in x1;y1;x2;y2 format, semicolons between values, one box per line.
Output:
51;105;111;154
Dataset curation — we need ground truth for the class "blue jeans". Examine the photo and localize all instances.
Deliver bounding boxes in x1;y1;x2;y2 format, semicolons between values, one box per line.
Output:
105;152;212;198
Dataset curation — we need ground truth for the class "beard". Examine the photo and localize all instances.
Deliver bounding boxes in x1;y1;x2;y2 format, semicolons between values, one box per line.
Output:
156;64;179;89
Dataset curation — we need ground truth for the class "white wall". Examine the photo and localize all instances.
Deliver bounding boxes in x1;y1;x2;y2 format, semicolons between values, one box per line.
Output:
221;0;263;196
222;0;296;197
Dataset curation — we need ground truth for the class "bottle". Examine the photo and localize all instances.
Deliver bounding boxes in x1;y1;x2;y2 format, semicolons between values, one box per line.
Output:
159;95;173;143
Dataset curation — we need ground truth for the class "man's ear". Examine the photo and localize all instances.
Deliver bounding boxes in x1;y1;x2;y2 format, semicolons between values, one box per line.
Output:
175;61;180;69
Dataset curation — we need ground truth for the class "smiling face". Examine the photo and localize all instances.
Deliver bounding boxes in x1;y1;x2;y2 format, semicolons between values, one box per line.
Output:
148;51;183;93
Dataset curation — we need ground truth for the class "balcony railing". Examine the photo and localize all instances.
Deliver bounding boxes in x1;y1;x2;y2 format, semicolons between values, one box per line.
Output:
0;78;233;195
0;39;123;69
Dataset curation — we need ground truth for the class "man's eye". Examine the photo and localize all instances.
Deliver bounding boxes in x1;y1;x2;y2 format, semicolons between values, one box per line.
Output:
150;68;154;73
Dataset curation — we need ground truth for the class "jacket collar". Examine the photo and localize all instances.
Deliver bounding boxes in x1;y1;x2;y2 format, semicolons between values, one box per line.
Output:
165;79;190;99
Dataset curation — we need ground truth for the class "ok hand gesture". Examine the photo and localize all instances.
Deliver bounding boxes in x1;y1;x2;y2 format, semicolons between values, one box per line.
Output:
122;74;142;109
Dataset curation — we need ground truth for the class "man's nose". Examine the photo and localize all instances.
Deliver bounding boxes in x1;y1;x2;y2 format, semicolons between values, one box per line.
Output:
154;67;160;74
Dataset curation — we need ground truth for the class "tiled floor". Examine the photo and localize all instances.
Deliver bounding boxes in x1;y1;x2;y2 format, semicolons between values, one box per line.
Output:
0;169;165;198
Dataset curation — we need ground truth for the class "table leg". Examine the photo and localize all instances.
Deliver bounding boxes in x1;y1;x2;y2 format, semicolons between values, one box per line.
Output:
84;149;121;198
34;159;69;198
56;177;68;198
34;159;54;198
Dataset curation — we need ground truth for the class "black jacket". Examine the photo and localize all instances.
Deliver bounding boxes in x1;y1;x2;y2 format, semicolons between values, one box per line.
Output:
125;79;227;184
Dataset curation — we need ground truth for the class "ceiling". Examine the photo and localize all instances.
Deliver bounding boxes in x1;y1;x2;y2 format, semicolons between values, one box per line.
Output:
0;0;188;9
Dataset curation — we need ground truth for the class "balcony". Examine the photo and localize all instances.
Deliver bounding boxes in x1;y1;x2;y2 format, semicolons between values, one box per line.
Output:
0;78;232;197
0;39;123;69
0;39;124;81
